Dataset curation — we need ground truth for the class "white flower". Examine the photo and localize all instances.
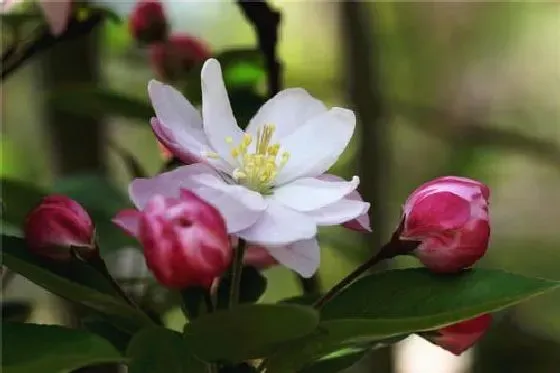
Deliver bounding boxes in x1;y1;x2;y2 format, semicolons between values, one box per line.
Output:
116;58;370;277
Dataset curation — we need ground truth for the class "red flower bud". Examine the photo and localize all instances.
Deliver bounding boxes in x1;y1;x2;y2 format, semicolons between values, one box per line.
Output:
129;0;168;44
401;176;490;273
421;314;492;355
24;195;95;260
149;33;211;81
135;189;231;288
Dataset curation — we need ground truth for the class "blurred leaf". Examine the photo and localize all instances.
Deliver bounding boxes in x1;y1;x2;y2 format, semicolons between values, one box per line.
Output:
49;86;153;122
229;87;266;130
183;304;319;363
216;49;264;87
2;322;124;373
266;268;559;372
83;316;133;353
298;348;367;373
180;287;208;320
0;13;42;29
110;142;146;178
1;235;154;333
0;178;46;227
52;174;136;255
1;301;33;323
127;327;206;373
216;266;268;309
219;363;259;373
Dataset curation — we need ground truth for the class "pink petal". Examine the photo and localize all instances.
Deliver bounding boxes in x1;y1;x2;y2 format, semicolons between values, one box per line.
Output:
40;0;72;36
112;209;143;237
151;117;202;165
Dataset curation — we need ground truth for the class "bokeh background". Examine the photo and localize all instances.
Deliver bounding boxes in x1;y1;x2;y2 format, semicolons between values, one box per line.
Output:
2;1;560;373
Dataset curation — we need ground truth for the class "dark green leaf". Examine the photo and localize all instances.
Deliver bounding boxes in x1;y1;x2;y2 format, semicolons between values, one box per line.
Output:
2;235;154;333
0;178;46;227
52;174;136;255
83;316;133;353
183;304;320;363
180;287;209;320
219;363;258;373
266;268;559;372
321;268;559;326
49;86;153;122
127;327;206;373
2;322;124;373
279;294;320;307
216;49;264;88
216;266;268;309
1;301;33;323
298;348;367;373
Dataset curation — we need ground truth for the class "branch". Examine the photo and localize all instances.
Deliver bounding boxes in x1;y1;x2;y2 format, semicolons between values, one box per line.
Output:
1;13;105;81
236;0;282;98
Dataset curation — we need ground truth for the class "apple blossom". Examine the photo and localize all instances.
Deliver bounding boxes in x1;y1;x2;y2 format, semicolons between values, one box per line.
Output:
124;58;369;277
420;314;492;355
113;189;231;289
24;195;95;260
401;176;490;273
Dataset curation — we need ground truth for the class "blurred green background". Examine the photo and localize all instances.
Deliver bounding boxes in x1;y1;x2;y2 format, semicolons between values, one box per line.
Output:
2;1;560;372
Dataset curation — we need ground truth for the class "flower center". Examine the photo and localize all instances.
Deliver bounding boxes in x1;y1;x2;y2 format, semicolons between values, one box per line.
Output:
227;124;289;194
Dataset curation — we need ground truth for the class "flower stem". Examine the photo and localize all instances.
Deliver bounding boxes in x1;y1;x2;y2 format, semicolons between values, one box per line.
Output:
229;239;247;308
313;232;419;310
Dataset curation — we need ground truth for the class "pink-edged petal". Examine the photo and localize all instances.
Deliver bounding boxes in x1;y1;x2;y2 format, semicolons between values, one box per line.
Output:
151;118;201;164
265;238;320;278
201;59;244;166
405;192;471;239
40;0;72;35
236;198;316;246
305;198;370;226
243;245;278;269
129;163;266;233
272;176;359;212
245;88;327;140
148;80;209;159
275;108;356;185
112;209;143;237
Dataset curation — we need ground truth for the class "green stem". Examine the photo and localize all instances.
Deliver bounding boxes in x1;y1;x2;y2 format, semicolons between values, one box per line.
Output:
229;239;247;308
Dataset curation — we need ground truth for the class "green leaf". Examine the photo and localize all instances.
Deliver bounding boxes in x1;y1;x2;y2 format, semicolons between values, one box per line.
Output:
2;322;124;373
1;235;154;333
216;49;264;88
126;327;206;373
265;268;559;372
216;266;268;309
49;86;153;122
183;304;320;363
321;268;559;326
52;174;136;255
298;348;367;373
83;316;133;353
0;178;46;227
1;301;33;323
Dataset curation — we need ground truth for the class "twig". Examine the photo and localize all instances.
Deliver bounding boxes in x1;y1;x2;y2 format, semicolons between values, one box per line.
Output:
229;239;247;308
236;0;282;98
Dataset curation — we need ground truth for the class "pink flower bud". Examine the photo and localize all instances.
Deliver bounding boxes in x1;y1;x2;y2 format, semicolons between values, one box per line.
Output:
149;34;211;81
421;314;492;355
401;176;490;273
24;195;95;260
129;0;168;44
138;189;231;288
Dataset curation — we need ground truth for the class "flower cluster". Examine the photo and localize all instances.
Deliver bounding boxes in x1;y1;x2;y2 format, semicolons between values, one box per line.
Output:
22;56;494;357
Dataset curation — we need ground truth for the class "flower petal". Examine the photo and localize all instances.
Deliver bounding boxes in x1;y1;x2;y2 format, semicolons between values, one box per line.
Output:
201;59;244;166
148;80;208;161
245;88;327;141
305;198;370;226
39;0;71;35
129;164;266;232
151;118;202;164
265;238;320;278
275;108;356;185
272;176;360;212
112;209;142;237
316;174;371;232
236;198;316;246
